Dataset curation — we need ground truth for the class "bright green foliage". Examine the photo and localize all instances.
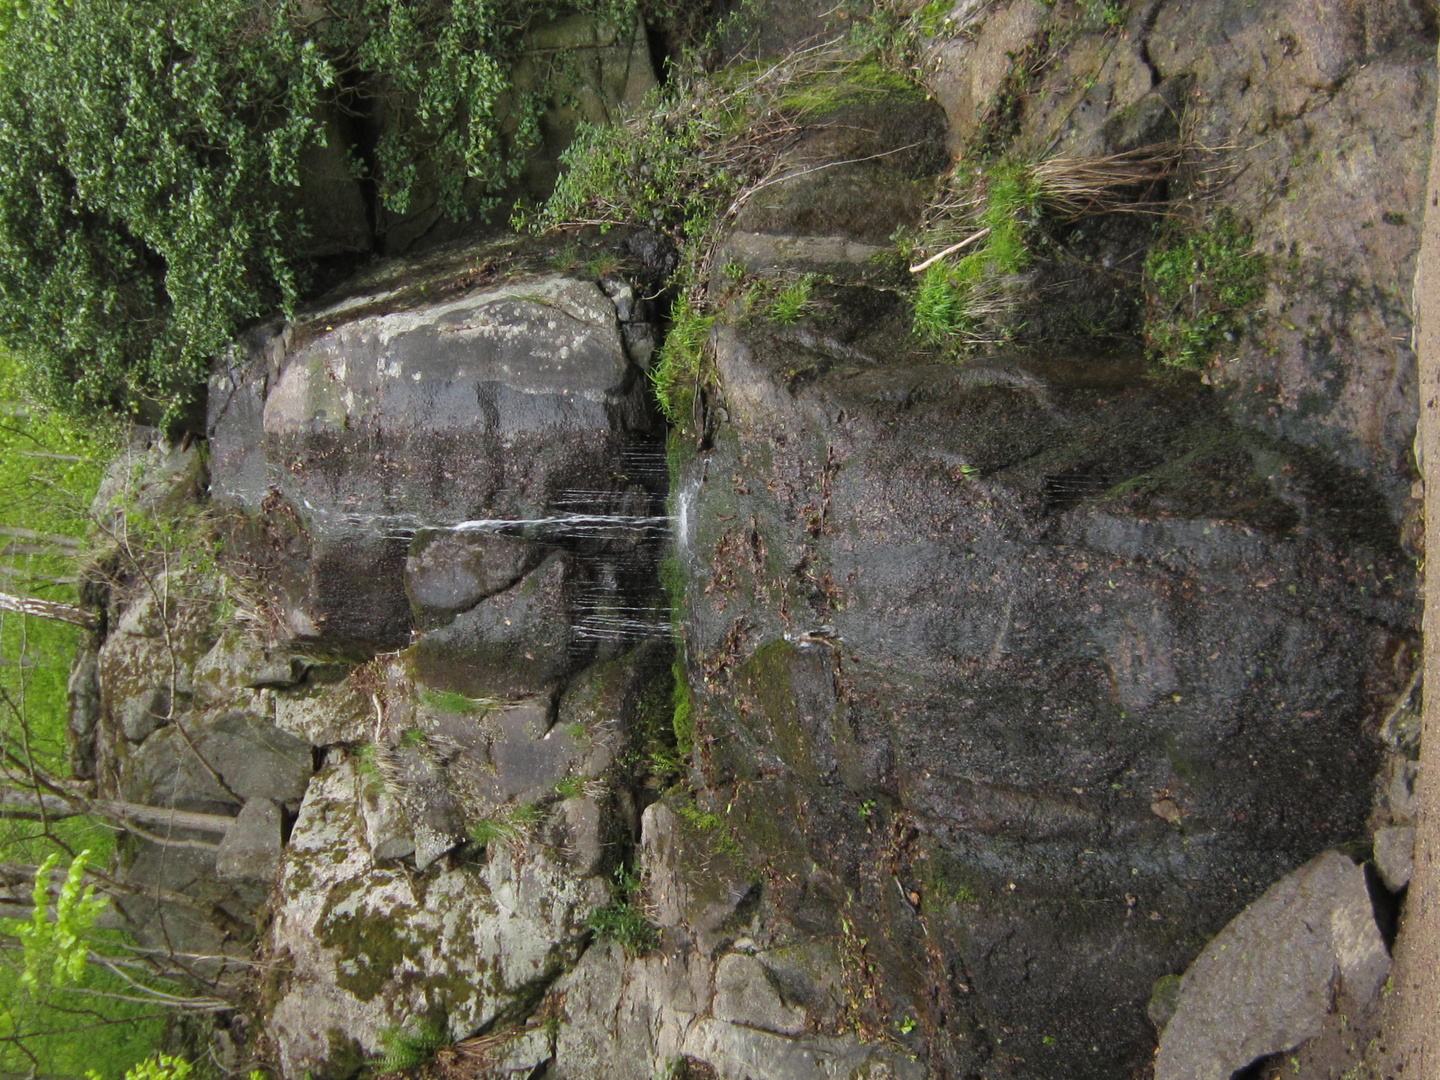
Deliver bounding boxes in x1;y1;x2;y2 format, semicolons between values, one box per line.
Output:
1143;212;1265;371
88;1053;192;1080
5;851;107;995
379;1017;449;1072
0;0;634;415
0;851;164;1079
651;297;716;424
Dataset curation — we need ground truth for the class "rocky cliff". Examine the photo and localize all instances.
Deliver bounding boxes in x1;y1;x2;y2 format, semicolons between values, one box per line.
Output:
72;1;1437;1078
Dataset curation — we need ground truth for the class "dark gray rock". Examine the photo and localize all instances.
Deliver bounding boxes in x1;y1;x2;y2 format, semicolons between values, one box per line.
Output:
1374;825;1415;892
217;798;284;884
125;711;313;815
717;93;947;279
712;952;807;1035
412;551;588;699
1154;851;1390;1080
119;686;170;743
66;647;100;780
202;711;315;810
406;529;548;629
209;248;665;654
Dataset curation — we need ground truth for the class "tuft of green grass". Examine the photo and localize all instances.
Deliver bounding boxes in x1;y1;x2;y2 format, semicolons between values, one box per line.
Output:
910;161;1040;348
468;802;542;849
586;901;659;953
420;688;481;714
554;775;584;800
765;274;816;324
1142;211;1265;371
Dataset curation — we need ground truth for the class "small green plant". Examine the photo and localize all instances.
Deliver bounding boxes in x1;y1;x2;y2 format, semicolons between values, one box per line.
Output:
897;1016;917;1034
765;274;817;324
378;1018;448;1072
1079;0;1126;29
354;742;381;778
399;727;427;748
554;775;585;800
914;0;954;36
1142;211;1265;371
585;867;658;954
858;799;877;819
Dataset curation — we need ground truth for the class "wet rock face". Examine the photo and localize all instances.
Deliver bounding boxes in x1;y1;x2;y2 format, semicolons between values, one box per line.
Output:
209;240;666;656
674;291;1415;1076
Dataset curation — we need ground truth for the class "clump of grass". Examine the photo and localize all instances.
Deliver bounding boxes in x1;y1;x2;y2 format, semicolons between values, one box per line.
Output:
378;1019;448;1072
764;274;817;324
524;44;920;427
909;146;1179;349
420;687;517;714
1142;210;1265;371
467;802;541;850
554;775;584;800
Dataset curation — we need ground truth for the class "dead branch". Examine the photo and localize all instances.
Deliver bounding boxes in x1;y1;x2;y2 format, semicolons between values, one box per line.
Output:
0;590;95;628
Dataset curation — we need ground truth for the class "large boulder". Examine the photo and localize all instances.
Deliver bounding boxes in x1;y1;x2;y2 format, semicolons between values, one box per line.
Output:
1154;851;1390;1080
208;236;667;656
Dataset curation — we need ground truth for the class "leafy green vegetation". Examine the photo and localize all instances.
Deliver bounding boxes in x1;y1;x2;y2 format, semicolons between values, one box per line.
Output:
0;852;183;1078
378;1017;449;1072
1142;211;1265;370
529;46;916;426
651;298;717;425
0;0;637;416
